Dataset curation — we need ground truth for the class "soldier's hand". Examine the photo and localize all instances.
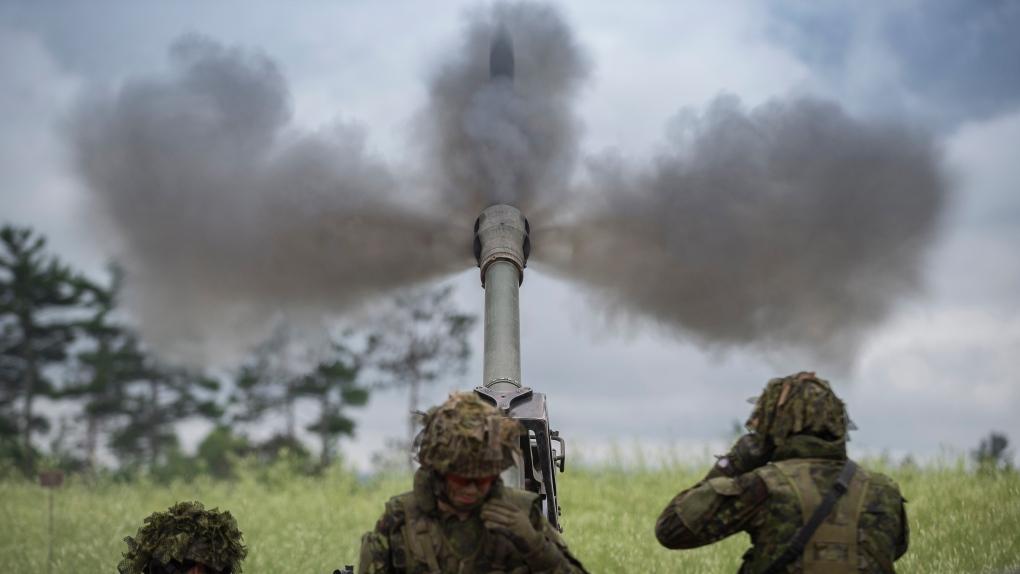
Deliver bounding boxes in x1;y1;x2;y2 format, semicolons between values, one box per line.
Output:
481;500;543;554
727;432;773;474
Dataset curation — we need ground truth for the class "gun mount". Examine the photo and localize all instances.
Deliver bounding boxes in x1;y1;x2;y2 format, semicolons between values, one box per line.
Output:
472;203;565;531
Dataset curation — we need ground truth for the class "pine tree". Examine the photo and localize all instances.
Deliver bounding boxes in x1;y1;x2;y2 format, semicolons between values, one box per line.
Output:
293;338;370;467
63;265;149;470
973;431;1013;473
196;425;251;479
227;322;303;440
0;224;95;466
108;358;221;470
372;284;476;467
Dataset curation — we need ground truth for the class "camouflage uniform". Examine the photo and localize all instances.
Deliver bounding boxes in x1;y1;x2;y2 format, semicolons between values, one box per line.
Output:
655;372;909;573
118;501;247;574
359;392;587;574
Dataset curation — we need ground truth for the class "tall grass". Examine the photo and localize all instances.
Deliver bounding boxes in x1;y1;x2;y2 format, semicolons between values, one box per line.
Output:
559;461;1020;573
1;460;1017;573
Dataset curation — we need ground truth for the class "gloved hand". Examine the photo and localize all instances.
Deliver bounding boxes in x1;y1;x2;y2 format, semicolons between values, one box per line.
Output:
727;432;774;474
481;500;544;555
708;433;774;479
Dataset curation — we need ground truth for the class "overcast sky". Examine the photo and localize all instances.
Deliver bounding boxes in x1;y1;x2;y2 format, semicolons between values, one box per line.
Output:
2;1;1018;470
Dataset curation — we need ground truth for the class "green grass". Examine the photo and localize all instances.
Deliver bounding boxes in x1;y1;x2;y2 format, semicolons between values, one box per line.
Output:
1;461;1018;573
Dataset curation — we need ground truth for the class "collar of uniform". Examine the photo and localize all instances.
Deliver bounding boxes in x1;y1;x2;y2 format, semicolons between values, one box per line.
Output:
412;467;505;517
772;434;847;462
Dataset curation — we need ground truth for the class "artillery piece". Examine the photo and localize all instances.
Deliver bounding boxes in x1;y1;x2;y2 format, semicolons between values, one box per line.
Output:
473;203;566;531
469;28;567;530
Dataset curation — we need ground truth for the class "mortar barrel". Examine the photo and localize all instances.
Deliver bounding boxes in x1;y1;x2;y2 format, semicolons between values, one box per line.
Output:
474;204;530;389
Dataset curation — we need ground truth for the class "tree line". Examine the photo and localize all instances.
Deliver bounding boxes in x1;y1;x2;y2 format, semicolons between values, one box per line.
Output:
0;223;475;480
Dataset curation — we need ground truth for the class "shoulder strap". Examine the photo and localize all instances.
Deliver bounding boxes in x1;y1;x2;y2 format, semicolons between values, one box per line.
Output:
760;460;858;574
401;495;442;574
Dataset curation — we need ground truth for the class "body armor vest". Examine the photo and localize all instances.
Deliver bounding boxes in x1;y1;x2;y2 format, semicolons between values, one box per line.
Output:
758;459;871;573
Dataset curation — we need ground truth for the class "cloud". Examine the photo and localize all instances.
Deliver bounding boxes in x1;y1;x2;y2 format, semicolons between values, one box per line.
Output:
0;27;107;270
766;1;1020;127
562;1;811;158
843;109;1020;455
851;308;1020;453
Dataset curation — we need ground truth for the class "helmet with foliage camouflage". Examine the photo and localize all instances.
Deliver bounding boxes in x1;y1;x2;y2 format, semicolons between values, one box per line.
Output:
746;371;852;444
416;392;522;477
117;501;247;574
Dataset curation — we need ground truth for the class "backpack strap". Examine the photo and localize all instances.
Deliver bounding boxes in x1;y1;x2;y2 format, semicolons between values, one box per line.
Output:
401;496;442;574
760;460;858;574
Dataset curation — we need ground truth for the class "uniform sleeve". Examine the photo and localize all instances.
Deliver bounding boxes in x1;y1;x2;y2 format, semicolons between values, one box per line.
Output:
357;501;405;574
358;530;394;574
655;473;768;550
524;499;590;573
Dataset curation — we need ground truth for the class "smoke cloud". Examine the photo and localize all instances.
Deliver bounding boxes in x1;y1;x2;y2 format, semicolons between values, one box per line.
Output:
419;2;588;219
69;2;949;369
71;35;467;363
540;95;948;364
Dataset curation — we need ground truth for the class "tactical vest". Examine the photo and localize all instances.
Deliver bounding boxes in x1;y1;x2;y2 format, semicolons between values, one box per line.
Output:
757;459;871;573
399;488;539;574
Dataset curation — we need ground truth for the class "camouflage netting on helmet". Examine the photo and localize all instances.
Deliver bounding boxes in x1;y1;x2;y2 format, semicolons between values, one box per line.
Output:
118;501;247;574
746;372;849;444
416;392;523;477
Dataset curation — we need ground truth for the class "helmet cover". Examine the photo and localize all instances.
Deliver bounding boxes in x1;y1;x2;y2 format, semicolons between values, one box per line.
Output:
117;501;247;574
416;392;522;477
746;371;850;444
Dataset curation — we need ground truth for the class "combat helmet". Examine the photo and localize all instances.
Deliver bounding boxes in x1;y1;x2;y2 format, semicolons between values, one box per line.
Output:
416;392;523;477
746;371;852;445
118;501;247;574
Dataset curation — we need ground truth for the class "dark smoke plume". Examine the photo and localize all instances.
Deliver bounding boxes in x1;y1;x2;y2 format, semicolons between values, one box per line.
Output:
71;35;467;363
70;3;949;368
540;95;947;364
419;2;588;219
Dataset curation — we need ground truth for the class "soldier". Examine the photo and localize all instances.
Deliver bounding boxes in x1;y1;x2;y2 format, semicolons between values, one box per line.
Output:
359;392;587;573
656;372;909;573
118;500;247;574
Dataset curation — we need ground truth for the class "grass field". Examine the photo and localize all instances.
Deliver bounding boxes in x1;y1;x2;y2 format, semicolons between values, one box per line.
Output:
1;460;1018;573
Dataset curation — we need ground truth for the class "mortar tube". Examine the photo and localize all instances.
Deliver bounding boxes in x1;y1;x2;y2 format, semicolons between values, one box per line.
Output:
484;259;524;488
483;260;522;391
473;204;529;390
474;204;529;487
